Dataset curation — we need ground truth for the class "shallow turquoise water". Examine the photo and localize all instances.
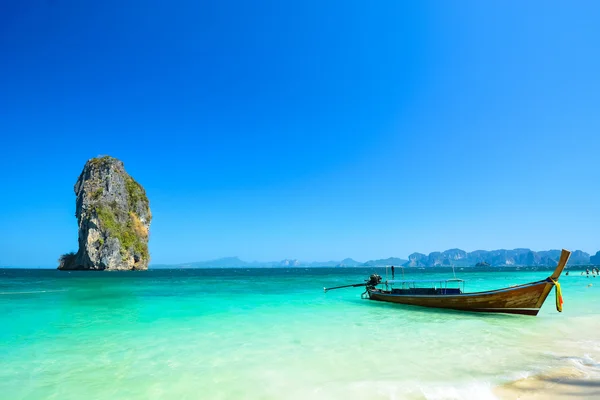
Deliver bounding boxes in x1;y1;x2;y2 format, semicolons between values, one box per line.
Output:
1;268;599;399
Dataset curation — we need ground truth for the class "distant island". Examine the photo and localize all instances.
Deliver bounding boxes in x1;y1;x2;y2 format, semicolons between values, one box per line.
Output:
151;248;595;269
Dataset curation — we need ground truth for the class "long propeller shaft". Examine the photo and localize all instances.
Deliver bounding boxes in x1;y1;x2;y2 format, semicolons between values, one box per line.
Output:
323;283;366;292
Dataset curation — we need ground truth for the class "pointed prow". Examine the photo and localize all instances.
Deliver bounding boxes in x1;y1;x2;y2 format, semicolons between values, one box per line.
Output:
550;249;571;281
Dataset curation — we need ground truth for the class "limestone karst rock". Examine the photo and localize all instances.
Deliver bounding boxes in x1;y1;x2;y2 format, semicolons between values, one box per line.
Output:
58;156;151;270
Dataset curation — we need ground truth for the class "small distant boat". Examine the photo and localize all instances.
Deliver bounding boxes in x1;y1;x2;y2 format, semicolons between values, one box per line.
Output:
325;249;570;316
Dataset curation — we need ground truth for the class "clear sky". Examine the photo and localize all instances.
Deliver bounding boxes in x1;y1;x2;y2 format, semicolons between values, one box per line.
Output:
1;1;599;267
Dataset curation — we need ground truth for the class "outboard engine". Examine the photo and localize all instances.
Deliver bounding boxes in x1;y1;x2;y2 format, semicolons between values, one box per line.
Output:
366;273;382;288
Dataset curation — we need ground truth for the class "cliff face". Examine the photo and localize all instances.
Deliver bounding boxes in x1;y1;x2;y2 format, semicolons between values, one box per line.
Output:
58;156;151;270
406;252;428;267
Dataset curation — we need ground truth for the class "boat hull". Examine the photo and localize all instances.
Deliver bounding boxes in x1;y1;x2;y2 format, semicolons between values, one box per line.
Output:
367;279;555;316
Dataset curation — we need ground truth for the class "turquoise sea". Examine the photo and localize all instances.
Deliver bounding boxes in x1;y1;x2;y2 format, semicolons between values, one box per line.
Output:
1;268;599;400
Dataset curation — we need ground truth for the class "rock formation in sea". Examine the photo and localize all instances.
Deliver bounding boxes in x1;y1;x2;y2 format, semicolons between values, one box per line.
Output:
58;156;151;270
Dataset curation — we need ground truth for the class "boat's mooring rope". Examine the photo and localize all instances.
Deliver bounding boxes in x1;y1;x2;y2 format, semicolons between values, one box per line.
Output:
550;278;563;312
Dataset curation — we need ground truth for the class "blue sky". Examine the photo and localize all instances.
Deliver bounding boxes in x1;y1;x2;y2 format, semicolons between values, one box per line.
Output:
1;1;599;267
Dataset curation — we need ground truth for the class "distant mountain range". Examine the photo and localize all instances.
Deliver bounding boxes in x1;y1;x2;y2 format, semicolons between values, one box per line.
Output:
150;248;597;269
405;248;591;267
150;256;376;269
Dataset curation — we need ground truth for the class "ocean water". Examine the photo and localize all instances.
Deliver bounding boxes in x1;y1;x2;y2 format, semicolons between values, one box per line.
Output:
1;268;599;400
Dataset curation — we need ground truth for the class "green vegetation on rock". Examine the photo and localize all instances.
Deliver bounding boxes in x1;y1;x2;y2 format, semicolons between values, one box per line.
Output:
95;205;120;234
95;203;149;262
125;176;150;217
89;155;115;167
58;252;76;269
91;187;103;200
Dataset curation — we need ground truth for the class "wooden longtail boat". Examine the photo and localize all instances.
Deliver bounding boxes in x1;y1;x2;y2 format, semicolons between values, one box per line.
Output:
325;249;571;316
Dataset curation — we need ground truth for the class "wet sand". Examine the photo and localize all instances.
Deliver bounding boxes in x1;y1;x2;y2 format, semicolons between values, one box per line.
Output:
495;366;600;399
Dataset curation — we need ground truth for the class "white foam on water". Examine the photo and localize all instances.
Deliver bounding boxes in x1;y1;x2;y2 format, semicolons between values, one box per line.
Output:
565;353;600;378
